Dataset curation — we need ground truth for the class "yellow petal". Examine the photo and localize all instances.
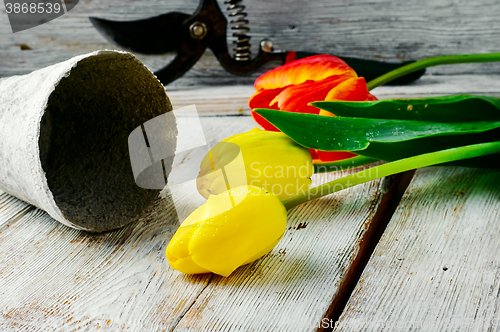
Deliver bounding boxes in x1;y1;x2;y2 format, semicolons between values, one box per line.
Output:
197;128;313;200
188;186;287;277
167;254;211;275
166;223;194;259
242;233;284;266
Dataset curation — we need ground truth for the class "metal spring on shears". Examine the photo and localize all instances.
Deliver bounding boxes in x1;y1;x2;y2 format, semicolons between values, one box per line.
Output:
224;0;251;61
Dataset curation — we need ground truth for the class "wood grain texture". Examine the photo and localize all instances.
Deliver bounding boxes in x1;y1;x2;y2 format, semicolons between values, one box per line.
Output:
172;169;394;331
1;0;500;87
0;117;254;331
0;187;212;331
168;75;500;116
0;191;34;230
0;116;394;331
335;167;500;331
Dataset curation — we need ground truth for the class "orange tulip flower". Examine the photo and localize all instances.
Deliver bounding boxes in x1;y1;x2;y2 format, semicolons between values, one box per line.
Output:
249;54;377;163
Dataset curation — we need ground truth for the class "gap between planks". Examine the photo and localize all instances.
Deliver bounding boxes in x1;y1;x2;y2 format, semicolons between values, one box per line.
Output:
165;167;416;332
318;170;416;332
334;167;500;331
163;171;417;332
0;117;413;331
165;160;398;331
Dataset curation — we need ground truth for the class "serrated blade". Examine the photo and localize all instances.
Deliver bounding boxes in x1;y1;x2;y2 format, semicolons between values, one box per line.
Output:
89;12;191;54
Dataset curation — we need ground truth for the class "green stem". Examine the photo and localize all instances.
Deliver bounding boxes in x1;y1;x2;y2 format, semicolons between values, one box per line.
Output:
283;141;500;210
314;156;378;173
366;53;500;90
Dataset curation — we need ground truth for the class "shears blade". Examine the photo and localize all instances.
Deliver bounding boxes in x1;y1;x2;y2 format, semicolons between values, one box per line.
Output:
89;12;190;54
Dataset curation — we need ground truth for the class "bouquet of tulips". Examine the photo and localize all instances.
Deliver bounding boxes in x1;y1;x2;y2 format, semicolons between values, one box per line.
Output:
167;53;500;277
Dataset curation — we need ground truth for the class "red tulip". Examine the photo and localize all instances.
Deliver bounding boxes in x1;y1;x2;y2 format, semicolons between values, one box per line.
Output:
249;54;377;162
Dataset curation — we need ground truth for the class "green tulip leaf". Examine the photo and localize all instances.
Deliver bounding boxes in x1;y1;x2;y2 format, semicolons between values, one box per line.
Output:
254;108;500;152
254;95;500;168
312;95;500;123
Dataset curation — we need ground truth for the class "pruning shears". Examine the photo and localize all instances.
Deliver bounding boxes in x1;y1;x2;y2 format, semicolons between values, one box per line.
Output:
89;0;425;86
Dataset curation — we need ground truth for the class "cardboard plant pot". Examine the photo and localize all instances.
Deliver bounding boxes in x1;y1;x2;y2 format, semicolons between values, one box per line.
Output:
0;50;176;232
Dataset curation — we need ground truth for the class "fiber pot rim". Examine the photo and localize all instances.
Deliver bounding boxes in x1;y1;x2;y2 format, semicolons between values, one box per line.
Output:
0;50;176;232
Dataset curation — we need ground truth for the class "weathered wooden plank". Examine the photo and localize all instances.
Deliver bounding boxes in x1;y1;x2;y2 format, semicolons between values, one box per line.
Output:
335;167;500;331
0;200;213;331
0;117;257;331
1;0;500;86
169;164;398;331
168;75;500;116
1;80;499;330
168;86;255;115
0;115;397;330
0;191;34;230
371;75;500;99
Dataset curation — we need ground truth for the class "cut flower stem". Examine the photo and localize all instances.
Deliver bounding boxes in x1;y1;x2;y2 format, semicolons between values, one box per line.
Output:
366;53;500;90
314;156;378;173
283;141;500;210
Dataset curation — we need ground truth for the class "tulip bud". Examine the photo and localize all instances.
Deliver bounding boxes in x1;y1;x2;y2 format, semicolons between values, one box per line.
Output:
248;54;377;162
166;185;287;277
196;127;313;201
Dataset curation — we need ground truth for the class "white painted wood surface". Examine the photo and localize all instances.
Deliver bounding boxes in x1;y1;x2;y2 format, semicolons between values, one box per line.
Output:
335;167;500;331
0;116;395;330
1;0;500;87
2;0;500;325
171;171;395;331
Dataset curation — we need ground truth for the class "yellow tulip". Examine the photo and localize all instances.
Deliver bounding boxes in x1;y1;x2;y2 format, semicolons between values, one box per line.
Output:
196;127;313;201
166;185;287;277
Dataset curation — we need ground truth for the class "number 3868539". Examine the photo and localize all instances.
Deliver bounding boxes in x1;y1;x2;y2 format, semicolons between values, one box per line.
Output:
5;2;62;14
